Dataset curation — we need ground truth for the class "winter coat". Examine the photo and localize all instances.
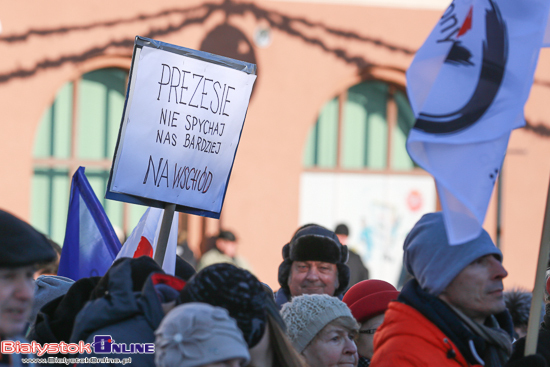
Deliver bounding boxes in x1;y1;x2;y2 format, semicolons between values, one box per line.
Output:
346;250;369;288
371;279;515;367
508;310;550;365
0;336;36;367
274;288;291;309
371;301;477;367
69;260;185;366
28;276;100;348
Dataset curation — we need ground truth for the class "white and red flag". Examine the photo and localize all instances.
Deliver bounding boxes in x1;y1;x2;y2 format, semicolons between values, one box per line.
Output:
406;0;550;244
115;207;179;274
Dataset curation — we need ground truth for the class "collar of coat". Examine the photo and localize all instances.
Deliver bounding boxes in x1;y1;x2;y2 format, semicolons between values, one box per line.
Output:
398;279;514;366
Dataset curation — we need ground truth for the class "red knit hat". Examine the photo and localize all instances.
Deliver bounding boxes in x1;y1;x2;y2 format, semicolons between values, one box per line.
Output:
342;280;399;323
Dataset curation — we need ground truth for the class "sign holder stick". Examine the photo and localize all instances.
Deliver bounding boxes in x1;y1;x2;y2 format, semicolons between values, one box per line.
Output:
153;203;176;268
525;174;550;355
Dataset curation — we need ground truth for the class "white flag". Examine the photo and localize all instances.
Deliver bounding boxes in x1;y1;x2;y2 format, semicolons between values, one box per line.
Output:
407;0;550;244
115;207;179;274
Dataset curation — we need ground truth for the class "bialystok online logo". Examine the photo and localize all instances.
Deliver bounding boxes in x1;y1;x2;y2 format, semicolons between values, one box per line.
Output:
1;335;155;356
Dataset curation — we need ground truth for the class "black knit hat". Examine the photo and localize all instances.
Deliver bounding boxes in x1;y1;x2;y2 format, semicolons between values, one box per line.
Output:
278;224;350;297
178;263;267;348
0;209;56;267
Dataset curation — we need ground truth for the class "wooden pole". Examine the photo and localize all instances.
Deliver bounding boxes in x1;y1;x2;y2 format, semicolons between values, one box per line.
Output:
153;203;176;268
524;175;550;355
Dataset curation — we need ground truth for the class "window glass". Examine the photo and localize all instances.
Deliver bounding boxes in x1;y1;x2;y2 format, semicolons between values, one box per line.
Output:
33;82;73;159
32;68;128;244
392;90;417;170
303;97;338;168
78;69;126;160
342;82;388;169
31;167;70;242
303;80;416;172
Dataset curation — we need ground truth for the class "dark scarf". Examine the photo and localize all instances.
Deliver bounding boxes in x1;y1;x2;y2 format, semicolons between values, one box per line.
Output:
399;279;513;367
358;356;370;367
543;303;550;331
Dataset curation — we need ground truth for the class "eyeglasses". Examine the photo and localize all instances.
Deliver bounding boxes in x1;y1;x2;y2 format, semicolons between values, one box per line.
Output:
359;329;377;335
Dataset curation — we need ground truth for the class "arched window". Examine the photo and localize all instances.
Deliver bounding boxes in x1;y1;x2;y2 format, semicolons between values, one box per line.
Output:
31;68;147;244
300;80;435;286
304;81;417;171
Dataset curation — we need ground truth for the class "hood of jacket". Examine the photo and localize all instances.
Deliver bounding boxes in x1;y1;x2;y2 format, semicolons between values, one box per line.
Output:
28;276;101;344
70;259;185;343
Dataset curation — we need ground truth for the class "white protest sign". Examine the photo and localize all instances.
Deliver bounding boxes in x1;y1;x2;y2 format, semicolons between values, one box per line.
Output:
108;38;256;217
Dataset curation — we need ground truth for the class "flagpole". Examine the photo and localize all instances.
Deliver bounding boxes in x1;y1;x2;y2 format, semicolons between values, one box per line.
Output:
524;174;550;355
154;203;176;268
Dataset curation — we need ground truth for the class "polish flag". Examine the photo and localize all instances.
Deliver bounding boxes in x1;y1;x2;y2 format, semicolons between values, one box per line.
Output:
115;207;179;275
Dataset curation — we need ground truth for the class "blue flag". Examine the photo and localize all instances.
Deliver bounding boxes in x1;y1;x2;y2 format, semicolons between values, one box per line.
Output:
58;167;122;280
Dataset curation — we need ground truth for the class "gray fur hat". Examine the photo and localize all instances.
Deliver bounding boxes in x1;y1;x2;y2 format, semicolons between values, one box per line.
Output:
155;303;250;367
281;294;356;353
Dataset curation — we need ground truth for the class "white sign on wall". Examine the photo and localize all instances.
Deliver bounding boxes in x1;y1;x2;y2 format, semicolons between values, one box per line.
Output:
299;172;436;286
107;37;257;218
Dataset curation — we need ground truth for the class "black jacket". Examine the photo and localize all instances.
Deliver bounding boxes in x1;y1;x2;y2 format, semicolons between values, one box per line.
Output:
69;260;185;366
508;310;550;365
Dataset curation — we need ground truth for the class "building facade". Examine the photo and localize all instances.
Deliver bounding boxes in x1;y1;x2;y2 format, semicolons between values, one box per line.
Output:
1;0;549;289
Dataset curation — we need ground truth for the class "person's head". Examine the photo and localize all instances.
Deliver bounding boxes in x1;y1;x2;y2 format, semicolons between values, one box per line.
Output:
216;230;238;258
334;224;349;246
404;212;507;323
179;263;306;367
0;209;57;337
342;279;399;359
503;288;532;339
281;294;359;367
178;263;267;349
278;224;350;298
155;303;250;367
34;239;62;278
29;275;74;327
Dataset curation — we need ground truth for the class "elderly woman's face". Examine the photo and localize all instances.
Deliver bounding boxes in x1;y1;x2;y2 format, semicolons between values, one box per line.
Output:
302;323;358;367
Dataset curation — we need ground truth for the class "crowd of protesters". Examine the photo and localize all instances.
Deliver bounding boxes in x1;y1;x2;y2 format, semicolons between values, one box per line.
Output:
1;208;550;367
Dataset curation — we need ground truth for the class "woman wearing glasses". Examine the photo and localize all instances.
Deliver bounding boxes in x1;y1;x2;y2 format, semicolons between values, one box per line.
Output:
343;280;400;367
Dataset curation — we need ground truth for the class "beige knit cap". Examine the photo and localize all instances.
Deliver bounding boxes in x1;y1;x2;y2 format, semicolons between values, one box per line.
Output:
281;294;355;353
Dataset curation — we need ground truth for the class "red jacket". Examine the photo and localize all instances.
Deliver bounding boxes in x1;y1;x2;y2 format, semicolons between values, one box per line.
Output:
370;301;482;367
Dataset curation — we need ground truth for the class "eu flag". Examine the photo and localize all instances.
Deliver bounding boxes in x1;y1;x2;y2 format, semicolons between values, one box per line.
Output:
58;167;122;280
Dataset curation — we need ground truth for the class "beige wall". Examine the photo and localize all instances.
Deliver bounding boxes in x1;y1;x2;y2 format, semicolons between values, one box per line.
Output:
1;0;549;291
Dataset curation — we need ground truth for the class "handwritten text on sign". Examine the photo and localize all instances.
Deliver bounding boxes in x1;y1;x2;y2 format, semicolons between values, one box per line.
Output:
111;46;256;213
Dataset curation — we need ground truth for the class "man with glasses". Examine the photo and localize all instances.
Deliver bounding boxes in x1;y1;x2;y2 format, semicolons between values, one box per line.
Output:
343;280;399;366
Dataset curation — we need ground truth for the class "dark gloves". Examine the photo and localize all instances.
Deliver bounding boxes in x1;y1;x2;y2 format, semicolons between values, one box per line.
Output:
505;354;548;367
